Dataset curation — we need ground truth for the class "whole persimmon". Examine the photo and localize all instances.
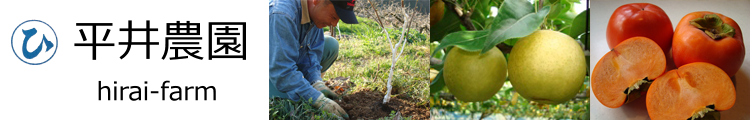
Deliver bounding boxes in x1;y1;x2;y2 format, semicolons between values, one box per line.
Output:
607;3;673;55
672;11;745;76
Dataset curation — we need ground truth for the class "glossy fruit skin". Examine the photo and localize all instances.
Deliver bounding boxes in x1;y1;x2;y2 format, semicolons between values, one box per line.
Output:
430;0;445;26
607;3;673;54
508;30;586;104
672;11;745;76
443;47;507;102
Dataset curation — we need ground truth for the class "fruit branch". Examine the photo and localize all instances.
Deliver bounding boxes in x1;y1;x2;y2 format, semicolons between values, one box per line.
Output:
443;0;476;30
496;42;513;54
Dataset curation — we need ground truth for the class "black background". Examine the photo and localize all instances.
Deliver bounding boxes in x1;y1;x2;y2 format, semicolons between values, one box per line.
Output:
10;19;246;101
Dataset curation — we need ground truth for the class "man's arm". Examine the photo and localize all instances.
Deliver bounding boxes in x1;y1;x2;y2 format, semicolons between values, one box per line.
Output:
298;30;325;84
269;11;321;102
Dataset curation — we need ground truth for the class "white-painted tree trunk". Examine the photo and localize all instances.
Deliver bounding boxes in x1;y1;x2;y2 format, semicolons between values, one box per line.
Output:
383;9;411;104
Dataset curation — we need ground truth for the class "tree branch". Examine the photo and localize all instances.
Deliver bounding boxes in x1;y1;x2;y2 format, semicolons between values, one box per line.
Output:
443;0;476;30
496;42;513;54
368;0;386;29
368;0;394;50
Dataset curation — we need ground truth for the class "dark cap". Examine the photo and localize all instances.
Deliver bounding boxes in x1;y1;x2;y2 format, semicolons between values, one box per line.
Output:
330;0;358;24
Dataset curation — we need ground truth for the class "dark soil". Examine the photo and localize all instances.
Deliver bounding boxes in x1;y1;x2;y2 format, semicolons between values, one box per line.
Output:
335;90;429;120
325;77;429;119
325;77;354;95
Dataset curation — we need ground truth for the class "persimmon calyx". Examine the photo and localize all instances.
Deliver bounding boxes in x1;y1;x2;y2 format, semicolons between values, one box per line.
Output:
690;105;720;120
623;78;652;104
624;78;651;95
690;14;735;40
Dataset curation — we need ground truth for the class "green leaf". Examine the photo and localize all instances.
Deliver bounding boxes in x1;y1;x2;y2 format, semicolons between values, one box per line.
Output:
471;19;486;30
483;6;550;53
552;19;565;25
502;38;520;46
557;14;574;32
430;69;445;94
492;0;535;30
432;0;551;55
430;63;443;71
469;0;492;30
544;0;559;6
430;4;462;43
430;41;445;59
504;87;514;96
568;9;588;38
431;0;551;55
432;30;490;53
566;0;581;3
547;0;571;20
552;3;575;33
560;5;577;22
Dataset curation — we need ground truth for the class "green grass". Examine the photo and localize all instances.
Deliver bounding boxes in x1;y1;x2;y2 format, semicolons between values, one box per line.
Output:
325;17;429;101
269;98;340;119
270;17;430;119
379;111;416;120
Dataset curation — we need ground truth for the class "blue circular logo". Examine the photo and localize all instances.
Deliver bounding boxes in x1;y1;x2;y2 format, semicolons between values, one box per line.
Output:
11;20;58;65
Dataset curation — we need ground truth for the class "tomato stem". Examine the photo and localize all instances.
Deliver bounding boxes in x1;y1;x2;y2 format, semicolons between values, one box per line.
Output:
690;14;735;40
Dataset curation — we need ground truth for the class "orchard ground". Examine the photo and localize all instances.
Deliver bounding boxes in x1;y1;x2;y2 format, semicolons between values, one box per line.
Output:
269;17;430;120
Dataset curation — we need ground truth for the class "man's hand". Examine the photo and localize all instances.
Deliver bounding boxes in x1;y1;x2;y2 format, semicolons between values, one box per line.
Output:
313;94;349;119
312;81;339;99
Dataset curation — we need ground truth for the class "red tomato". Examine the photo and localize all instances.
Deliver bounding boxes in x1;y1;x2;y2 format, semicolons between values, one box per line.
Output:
607;3;673;54
673;11;745;76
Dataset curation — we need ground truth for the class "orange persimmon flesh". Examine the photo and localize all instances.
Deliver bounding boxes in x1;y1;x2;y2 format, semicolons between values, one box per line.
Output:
646;62;736;120
593;37;666;108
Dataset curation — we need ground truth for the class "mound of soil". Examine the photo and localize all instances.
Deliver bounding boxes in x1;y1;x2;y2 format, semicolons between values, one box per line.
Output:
325;77;354;95
336;90;429;120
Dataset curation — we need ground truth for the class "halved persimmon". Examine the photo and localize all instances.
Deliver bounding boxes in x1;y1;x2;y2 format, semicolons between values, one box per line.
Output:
646;62;735;120
593;37;666;108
